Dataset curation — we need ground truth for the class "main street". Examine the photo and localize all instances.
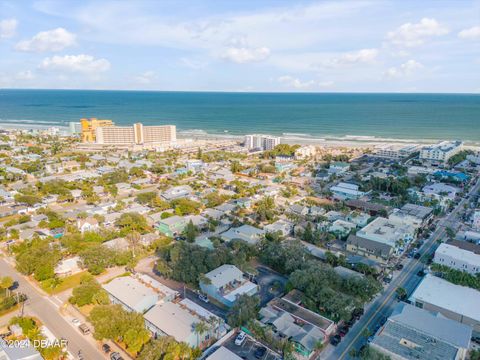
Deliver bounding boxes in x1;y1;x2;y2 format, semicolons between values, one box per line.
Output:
324;176;480;360
0;258;105;360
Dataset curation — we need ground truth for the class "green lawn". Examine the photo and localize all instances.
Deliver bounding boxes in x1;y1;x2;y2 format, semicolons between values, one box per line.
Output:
41;271;89;295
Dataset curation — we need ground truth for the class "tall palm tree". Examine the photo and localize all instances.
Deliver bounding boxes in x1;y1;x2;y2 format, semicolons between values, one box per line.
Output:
193;321;209;348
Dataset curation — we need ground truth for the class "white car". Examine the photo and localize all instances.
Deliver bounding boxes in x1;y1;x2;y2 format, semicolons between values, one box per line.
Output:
71;318;81;326
235;331;246;346
198;293;209;303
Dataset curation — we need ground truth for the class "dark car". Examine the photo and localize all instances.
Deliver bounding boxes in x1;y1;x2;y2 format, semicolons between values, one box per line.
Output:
414;252;421;259
339;327;349;337
352;308;364;319
110;352;123;360
330;335;341;346
254;346;267;359
102;344;111;353
396;263;404;270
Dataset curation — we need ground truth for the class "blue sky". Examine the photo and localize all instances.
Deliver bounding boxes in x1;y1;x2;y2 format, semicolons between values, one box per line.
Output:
0;0;479;92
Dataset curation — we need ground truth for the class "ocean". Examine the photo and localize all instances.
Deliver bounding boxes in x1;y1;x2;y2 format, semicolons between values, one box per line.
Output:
0;89;479;144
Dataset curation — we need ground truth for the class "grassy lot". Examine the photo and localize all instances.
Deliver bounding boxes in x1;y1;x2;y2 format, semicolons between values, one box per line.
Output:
40;271;89;295
0;303;19;317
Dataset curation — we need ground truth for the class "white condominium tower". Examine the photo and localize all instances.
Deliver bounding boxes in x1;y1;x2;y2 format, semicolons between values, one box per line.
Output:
419;140;463;162
245;134;281;151
96;123;176;145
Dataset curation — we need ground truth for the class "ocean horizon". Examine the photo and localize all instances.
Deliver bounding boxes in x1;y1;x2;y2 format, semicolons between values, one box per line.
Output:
1;89;479;144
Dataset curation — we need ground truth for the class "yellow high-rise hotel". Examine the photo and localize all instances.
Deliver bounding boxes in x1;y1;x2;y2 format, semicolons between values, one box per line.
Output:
80;118;176;145
80;118;114;143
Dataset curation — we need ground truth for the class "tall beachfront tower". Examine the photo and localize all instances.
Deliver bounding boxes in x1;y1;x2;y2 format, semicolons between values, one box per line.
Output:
80;118;114;143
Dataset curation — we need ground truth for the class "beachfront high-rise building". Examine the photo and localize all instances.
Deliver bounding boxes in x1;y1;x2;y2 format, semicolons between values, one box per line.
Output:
81;118;114;143
95;123;176;145
420;141;463;163
68;122;82;135
245;134;281;151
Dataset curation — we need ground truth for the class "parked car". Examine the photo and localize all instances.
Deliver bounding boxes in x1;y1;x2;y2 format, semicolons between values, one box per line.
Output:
71;318;81;326
338;327;349;337
110;352;123;360
254;346;267;359
414;252;421;259
330;335;341;346
396;263;404;270
78;324;90;335
102;344;111;353
198;293;209;303
235;331;247;346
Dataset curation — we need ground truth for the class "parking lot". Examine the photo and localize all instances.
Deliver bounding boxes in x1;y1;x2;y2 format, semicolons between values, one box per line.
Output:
224;333;280;360
255;265;288;306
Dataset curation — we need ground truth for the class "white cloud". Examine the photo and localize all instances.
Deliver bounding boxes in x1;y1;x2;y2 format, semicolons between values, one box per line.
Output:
0;18;17;39
39;54;110;74
16;70;35;80
15;28;76;52
386;18;449;47
277;75;334;90
385;59;423;78
134;71;156;84
221;46;270;64
458;26;480;40
325;48;378;67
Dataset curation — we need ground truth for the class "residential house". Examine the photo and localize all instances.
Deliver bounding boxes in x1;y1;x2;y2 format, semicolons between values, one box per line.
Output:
264;219;293;237
161;185;193;201
328;162;350;175
76;217;99;233
259;290;335;359
220;224;265;245
330;182;366;200
144;298;226;348
200;264;258;307
103;276;159;313
55;256;82;277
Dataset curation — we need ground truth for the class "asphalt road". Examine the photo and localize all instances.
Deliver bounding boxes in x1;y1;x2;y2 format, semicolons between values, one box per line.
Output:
0;258;105;360
324;176;480;360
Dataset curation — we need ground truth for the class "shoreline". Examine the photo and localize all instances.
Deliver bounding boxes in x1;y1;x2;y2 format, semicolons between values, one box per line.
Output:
1;123;479;150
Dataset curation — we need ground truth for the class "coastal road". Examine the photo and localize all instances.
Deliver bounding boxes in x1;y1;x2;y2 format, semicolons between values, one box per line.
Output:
323;176;480;360
0;258;105;360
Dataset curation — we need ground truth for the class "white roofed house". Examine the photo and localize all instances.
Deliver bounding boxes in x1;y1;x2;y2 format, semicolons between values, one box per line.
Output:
161;185;193;201
434;243;480;275
330;182;366;200
76;216;99;233
55;256;82;277
199;264;258;307
220;224;265;245
264;219;294;237
102;276;159;313
144;298;227;349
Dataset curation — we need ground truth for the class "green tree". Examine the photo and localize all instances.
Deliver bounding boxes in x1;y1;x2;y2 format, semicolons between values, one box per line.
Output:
0;276;14;297
227;294;260;327
183;220;198;243
193;321;209;347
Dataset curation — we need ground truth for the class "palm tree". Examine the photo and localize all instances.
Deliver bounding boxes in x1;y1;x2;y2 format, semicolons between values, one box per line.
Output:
193;321;209;348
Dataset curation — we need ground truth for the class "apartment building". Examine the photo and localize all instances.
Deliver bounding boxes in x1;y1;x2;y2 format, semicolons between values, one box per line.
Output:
374;144;419;159
410;274;480;333
244;134;281;151
95;122;176;145
419;140;463;162
371;303;471;360
434;243;480;274
80;117;114;142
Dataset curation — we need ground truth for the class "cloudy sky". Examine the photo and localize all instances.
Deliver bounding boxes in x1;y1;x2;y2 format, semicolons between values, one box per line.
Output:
0;0;479;92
